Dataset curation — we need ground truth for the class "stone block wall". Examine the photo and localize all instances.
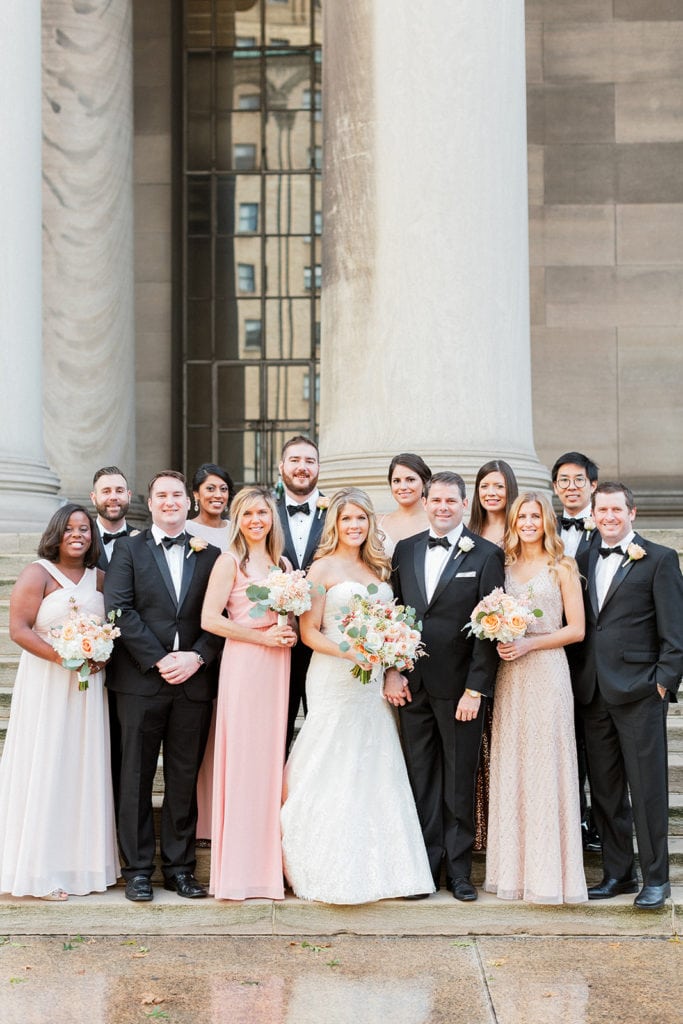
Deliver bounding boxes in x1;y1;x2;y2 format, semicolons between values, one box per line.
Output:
526;0;683;496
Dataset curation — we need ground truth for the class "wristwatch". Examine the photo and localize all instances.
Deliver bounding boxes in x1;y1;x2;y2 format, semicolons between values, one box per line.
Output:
194;652;205;667
465;689;481;698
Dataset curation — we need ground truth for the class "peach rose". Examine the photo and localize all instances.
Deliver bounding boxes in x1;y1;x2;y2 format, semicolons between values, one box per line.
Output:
81;637;94;657
480;613;501;635
507;614;528;637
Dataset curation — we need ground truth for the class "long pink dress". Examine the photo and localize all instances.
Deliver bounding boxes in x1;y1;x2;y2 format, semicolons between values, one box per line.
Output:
210;554;290;900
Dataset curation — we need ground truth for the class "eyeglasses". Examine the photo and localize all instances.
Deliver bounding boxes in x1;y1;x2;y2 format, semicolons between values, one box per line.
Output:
556;475;588;489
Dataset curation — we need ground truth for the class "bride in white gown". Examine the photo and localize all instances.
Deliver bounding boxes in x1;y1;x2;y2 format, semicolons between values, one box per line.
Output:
281;488;434;904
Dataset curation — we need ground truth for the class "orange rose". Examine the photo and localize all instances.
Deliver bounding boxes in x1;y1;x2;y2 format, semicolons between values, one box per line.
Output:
81;638;94;657
507;615;528;637
480;613;501;635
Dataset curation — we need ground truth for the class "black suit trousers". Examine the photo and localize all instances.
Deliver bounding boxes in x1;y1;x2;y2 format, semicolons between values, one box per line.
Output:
286;640;311;753
581;687;670;886
116;688;213;880
399;685;484;883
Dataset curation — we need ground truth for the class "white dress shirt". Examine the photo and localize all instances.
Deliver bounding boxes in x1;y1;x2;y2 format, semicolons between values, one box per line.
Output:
285;488;319;567
97;519;129;564
151;523;185;650
424;523;464;603
559;503;592;559
595;529;635;609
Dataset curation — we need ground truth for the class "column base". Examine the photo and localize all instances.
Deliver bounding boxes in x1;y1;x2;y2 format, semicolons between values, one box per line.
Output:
0;455;62;532
321;450;551;515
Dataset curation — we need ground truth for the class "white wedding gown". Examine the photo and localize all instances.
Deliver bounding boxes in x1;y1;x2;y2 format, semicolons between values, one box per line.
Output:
281;581;434;904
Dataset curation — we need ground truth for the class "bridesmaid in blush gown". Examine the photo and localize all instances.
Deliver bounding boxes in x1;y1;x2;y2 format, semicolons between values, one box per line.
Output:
201;486;296;900
0;505;119;900
484;491;587;904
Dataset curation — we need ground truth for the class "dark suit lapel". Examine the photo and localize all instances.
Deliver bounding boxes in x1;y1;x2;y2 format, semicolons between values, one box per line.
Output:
600;535;642;612
587;545;600;618
147;534;178;606
301;507;324;570
429;531;474;608
412;535;429;609
277;498;299;569
177;539;197;609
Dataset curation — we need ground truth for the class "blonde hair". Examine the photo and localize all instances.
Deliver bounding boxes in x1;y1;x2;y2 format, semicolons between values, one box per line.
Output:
505;491;579;580
228;486;285;572
314;487;391;582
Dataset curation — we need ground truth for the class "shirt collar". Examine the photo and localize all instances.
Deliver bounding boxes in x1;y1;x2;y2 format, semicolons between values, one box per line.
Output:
151;523;186;545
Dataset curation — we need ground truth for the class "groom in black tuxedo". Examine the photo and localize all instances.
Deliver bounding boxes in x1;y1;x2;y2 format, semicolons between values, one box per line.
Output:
574;482;683;909
104;471;223;902
388;471;504;900
275;435;326;750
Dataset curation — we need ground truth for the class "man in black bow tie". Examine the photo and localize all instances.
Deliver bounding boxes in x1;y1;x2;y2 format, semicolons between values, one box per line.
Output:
275;435;325;750
104;471;223;902
574;482;683;909
387;472;504;901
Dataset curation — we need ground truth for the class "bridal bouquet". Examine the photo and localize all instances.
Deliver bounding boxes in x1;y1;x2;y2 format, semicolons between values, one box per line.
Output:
246;567;316;626
49;598;121;691
464;587;542;644
337;584;426;685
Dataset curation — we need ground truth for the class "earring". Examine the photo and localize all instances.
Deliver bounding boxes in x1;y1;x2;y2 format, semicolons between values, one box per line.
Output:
193;500;199;512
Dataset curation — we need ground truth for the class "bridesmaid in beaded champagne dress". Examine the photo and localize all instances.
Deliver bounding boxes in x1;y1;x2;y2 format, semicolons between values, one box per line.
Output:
484;492;587;904
0;506;119;899
201;486;296;900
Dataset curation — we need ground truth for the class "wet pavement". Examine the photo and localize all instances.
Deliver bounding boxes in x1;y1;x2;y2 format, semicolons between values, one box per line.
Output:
1;933;681;1024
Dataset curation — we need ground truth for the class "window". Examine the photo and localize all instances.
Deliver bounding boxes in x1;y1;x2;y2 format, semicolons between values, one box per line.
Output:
234;143;257;170
314;210;322;235
238;264;256;292
302;88;322;122
244;319;262;349
304;265;322;291
238;203;259;232
309;146;322;170
238;93;260;111
303;371;320;402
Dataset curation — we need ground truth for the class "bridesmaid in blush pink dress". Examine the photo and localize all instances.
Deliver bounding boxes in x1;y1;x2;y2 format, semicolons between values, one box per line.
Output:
201;486;296;900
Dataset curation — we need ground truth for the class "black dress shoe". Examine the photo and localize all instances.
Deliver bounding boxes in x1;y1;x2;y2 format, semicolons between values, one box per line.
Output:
163;872;208;899
634;883;671;910
587;876;638;900
404;892;431;900
125;875;153;902
450;877;477;902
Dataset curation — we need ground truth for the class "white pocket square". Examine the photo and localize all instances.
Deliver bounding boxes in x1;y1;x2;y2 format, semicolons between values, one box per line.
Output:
456;571;477;578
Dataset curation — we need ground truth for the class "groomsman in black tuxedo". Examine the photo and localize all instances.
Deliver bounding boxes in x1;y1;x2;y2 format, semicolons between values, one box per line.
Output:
387;472;504;900
275;435;326;751
574;482;683;909
90;465;138;816
104;471;223;902
552;451;602;851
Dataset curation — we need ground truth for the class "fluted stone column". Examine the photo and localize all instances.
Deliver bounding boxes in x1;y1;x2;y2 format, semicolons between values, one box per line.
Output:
42;0;136;501
320;0;548;509
0;0;61;531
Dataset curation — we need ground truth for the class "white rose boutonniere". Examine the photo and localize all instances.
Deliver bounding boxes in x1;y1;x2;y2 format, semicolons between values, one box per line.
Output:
187;536;209;558
622;542;646;568
583;516;595;540
456;536;475;556
129;528;140;537
316;496;329;520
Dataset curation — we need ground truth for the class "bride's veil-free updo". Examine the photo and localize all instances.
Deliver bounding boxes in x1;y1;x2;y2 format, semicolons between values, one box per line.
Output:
314;487;392;582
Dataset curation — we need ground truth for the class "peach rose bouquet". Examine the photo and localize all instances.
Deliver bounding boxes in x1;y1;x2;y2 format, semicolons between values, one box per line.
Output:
49;597;121;691
464;587;542;643
337;585;427;685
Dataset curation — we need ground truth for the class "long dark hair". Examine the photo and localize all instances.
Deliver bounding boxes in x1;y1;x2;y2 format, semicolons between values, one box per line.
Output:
387;453;432;496
190;462;236;515
468;460;519;536
37;504;100;568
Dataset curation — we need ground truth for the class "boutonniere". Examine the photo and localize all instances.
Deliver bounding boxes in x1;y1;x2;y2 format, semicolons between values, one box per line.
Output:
130;529;140;537
622;542;646;568
455;536;475;557
583;517;595;540
316;496;329;520
187;536;209;558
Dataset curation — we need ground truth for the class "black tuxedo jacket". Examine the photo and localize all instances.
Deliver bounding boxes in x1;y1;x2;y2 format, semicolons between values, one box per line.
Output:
276;494;325;572
392;527;505;700
96;524;138;571
103;529;223;700
573;533;683;706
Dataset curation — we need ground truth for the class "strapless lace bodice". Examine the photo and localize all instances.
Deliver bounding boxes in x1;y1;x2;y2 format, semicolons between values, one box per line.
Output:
320;580;394;644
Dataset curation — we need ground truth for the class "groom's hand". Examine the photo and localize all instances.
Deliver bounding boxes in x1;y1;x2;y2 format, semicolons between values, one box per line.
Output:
383;668;412;707
455;690;481;722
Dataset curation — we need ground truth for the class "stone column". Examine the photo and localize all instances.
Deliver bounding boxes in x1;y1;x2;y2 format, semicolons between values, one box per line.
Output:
320;0;548;509
42;0;136;501
0;0;61;531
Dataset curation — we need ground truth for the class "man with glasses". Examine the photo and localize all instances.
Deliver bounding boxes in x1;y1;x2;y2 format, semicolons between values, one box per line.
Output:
552;451;602;854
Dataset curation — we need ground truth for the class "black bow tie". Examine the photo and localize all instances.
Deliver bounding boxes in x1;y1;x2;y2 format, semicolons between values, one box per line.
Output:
428;536;452;550
598;546;624;559
287;502;310;517
560;517;585;531
102;530;126;543
161;533;186;549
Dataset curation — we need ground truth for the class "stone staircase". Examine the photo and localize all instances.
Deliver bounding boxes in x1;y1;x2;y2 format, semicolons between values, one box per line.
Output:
1;536;683;929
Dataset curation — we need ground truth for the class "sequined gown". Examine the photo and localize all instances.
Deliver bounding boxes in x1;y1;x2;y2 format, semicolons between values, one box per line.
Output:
281;581;434;904
484;566;587;904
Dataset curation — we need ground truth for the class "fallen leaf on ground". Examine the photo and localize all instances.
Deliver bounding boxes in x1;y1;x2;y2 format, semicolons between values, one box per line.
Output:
141;994;165;1005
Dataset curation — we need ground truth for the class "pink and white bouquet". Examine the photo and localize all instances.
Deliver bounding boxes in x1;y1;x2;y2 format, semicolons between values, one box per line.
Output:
246;567;316;626
464;587;542;644
49;597;121;691
337;585;427;685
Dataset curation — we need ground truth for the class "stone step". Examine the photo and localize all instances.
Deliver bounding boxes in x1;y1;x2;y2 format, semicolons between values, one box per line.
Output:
0;599;8;628
0;885;680;938
0;578;15;600
0;553;37;578
0;656;19;687
0;628;19;658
